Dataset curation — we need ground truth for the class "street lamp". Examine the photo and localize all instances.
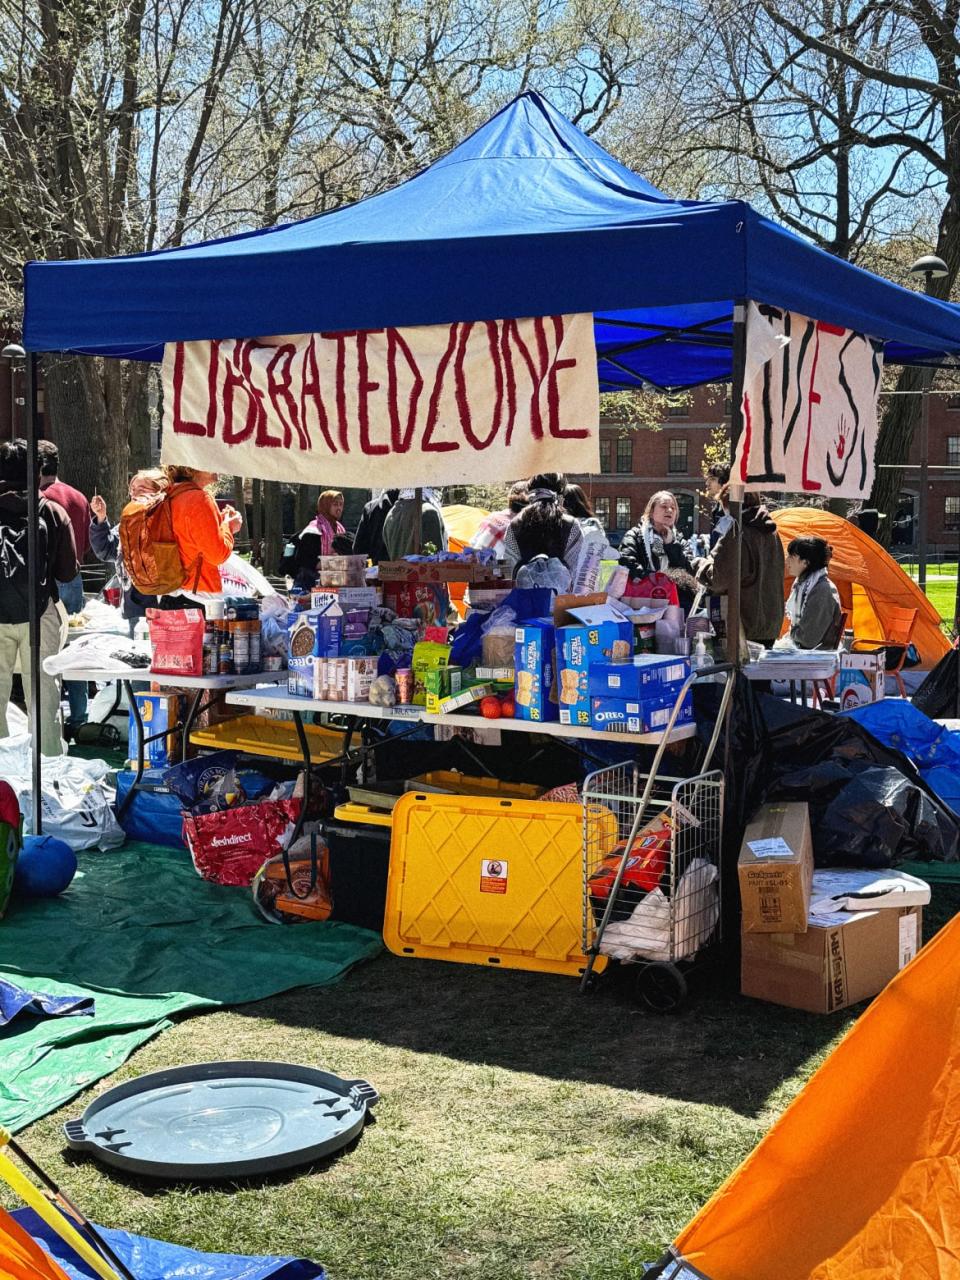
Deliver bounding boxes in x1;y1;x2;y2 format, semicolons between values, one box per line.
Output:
1;343;25;441
908;255;949;593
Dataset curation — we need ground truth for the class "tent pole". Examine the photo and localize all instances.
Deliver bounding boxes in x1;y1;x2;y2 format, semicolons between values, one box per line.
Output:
24;352;42;835
726;301;747;666
411;486;422;555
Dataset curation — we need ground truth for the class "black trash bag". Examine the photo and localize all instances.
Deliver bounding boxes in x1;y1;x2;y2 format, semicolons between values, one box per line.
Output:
913;645;960;720
809;765;959;867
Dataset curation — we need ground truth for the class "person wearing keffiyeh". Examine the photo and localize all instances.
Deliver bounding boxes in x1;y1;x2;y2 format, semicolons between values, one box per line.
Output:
781;535;842;650
619;490;699;609
501;473;583;583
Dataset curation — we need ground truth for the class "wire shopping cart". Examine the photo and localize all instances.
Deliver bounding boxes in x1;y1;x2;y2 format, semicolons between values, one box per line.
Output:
580;665;734;1009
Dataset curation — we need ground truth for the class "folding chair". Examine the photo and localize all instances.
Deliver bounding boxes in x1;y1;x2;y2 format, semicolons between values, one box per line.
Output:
855;605;918;699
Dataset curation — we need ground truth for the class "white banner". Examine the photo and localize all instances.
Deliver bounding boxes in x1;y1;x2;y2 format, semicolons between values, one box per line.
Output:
161;314;599;486
734;303;884;498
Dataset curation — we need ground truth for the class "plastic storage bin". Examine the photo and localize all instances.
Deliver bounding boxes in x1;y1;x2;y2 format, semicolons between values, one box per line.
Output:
327;802;392;932
384;792;616;976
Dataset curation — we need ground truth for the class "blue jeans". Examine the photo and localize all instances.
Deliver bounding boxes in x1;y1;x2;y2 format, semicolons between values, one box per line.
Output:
57;573;88;728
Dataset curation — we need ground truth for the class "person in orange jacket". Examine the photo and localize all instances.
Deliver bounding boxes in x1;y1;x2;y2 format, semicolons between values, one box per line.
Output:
158;465;242;600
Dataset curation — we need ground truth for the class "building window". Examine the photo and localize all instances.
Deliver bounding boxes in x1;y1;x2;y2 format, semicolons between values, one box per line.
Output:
949;435;960;467
667;403;688;419
615;497;632;530
947;496;960;532
594;496;610;527
668;439;688;474
948;394;960;410
724;396;733;417
616;436;632;473
599;438;612;473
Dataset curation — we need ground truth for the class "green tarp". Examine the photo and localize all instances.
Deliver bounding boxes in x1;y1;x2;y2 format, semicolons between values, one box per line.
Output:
0;843;382;1132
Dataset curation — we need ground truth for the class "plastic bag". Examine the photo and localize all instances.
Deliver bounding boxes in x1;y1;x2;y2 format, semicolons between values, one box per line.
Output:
621;572;679;605
912;646;960;720
163;751;274;812
0;734;124;851
183;798;300;886
147;607;205;677
515;555;572;594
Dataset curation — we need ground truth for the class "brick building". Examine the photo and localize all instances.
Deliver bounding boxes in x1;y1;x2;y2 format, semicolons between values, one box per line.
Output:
571;387;960;553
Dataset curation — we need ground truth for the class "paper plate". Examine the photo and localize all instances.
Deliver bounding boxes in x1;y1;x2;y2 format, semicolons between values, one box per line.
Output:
64;1061;378;1180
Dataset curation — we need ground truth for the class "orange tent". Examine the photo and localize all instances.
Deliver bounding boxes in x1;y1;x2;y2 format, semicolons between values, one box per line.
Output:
442;504;490;617
662;911;960;1279
772;508;950;669
0;1209;70;1280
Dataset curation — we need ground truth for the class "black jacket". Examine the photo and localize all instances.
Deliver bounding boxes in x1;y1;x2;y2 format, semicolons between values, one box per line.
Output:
0;489;78;623
702;505;786;645
619;523;697;580
353;490;398;563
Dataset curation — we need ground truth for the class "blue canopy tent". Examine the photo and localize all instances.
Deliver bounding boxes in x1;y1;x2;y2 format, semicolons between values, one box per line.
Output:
15;90;960;834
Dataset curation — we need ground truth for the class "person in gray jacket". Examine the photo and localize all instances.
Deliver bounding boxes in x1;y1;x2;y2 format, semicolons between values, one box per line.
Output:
783;535;842;650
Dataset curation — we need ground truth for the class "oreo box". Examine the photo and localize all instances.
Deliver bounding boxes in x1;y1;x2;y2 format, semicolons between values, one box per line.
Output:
589;654;690;699
590;690;694;735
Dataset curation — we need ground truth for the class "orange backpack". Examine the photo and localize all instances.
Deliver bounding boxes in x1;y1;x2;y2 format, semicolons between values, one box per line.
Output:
119;482;202;596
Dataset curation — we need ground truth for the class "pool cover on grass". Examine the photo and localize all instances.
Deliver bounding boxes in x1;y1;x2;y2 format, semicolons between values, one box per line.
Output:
0;843;382;1132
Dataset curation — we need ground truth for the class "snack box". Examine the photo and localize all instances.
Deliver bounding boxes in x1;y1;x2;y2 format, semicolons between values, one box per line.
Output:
411;640;451;705
514;619;558;722
311;587;381;610
590;691;694;735
555;604;633;728
313;656;377;702
424;666;463;714
428;683;495;715
129;693;183;768
589;655;690;699
383;581;450;632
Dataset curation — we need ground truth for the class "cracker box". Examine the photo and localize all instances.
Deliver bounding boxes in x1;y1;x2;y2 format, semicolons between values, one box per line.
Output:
514;619;558;722
590;691;694;735
738;802;813;933
836;649;885;711
589;654;690;699
129;693;183;767
554;602;633;728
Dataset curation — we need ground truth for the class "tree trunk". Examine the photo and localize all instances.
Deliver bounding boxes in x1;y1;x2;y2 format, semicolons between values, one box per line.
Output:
263;479;283;574
869;366;925;547
250;478;263;563
296;484;318;530
42;354;128;526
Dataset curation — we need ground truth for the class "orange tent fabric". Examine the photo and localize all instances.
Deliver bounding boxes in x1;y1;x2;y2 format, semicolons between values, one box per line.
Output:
670;912;960;1279
771;508;950;669
0;1208;70;1280
442;505;490;617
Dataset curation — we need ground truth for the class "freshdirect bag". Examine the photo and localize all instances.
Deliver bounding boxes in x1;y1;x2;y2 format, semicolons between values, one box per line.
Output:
147;607;205;676
183;798;300;886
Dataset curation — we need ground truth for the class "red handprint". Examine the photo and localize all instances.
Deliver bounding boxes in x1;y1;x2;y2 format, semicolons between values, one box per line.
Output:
835;414;849;459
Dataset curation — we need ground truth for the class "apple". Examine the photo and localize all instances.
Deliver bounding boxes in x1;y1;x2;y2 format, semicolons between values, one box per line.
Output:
479;695;502;719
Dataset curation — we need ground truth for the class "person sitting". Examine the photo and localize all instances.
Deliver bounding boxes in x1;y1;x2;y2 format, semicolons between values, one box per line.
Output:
782;535;842;650
90;469;167;635
619;490;698;608
502;473;583;588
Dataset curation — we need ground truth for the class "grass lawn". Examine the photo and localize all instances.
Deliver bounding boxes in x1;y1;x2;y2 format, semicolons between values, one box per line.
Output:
9;885;960;1280
923;577;957;625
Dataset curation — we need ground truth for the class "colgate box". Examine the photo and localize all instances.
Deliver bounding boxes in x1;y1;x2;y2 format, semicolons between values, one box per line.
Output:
590;691;694;735
554;596;633;729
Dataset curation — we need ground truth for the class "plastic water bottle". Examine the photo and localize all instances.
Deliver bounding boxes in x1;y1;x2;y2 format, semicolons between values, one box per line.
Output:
691;632;709;672
134;617;150;650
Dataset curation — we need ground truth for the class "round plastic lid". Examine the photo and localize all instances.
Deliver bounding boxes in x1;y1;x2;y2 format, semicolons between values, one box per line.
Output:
64;1061;378;1180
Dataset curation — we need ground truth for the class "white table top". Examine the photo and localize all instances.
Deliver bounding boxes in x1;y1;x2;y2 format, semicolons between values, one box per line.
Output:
742;654;840;680
228;688;420;720
227;687;697;745
61;668;284;689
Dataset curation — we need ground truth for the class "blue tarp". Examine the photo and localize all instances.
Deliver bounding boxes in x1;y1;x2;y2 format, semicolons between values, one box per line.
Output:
12;1209;325;1280
845;701;960;816
0;979;93;1027
23;93;960;386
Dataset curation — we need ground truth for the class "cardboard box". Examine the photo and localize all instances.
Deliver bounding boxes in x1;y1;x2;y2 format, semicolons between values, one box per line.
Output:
312;587;381;610
313;656;377;702
424;666;462;714
553;599;633;728
514;619;558;722
588;654;690;698
741;904;922;1013
383;581;450;632
836;649;885;711
130;693;183;767
738;802;814;933
590;691;694;734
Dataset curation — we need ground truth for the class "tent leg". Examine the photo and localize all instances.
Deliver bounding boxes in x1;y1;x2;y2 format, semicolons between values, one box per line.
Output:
24;351;42;836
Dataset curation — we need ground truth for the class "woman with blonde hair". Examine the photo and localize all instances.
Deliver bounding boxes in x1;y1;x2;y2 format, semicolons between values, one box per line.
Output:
619;490;699;607
90;468;169;632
